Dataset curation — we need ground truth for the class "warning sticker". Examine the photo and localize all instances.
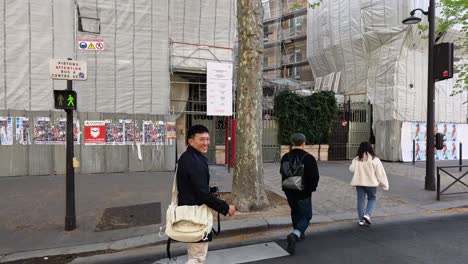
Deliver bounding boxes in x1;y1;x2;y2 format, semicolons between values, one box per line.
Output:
78;38;104;51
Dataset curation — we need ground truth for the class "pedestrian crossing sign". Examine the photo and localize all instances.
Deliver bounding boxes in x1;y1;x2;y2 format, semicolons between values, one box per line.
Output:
54;90;77;110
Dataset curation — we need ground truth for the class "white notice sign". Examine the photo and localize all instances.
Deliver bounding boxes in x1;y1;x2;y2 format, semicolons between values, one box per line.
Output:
49;59;88;81
207;62;233;116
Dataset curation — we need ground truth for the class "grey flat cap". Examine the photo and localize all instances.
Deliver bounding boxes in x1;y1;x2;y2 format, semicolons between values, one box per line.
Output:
291;133;306;146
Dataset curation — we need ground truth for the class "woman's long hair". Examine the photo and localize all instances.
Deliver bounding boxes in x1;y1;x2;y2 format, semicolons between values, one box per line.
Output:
356;141;376;161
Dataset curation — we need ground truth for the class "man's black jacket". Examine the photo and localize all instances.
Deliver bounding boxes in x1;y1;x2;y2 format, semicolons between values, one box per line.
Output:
177;145;229;216
280;148;320;200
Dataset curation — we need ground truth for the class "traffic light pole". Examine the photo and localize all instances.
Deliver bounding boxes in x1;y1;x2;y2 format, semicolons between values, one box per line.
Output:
65;60;76;231
425;0;436;191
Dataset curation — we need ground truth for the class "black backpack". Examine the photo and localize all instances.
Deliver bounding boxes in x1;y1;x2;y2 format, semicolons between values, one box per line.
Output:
281;153;307;190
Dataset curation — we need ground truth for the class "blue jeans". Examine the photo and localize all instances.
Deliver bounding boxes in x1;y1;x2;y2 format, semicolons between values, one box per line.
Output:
356;186;377;220
285;194;312;237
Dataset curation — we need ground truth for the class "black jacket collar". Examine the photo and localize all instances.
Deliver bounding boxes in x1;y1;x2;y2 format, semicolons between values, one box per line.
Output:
187;145;208;165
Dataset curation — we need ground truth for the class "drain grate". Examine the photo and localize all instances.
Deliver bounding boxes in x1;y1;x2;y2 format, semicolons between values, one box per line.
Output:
95;202;161;232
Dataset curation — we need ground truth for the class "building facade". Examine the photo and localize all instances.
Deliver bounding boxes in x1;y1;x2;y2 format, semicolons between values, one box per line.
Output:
0;0;236;176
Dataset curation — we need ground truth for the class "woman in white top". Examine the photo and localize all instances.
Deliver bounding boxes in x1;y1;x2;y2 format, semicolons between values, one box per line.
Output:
349;142;389;226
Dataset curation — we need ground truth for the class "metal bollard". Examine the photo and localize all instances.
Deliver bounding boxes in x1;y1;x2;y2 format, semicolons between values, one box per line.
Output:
227;137;231;173
460;142;462;172
437;167;440;201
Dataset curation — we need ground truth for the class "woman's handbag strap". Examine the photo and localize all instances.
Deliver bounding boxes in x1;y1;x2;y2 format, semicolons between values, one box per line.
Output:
171;166;178;204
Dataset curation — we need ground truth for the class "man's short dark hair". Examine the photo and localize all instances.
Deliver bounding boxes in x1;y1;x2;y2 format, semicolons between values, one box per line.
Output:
290;133;306;146
187;125;209;140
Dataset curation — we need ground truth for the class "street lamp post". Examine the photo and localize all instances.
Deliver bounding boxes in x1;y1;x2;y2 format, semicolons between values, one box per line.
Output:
402;0;436;191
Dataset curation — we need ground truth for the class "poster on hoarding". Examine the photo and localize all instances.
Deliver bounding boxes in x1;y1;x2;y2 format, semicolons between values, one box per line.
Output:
435;123;458;160
0;116;13;145
84;120;106;145
123;119;135;145
166;122;176;140
105;120;115;144
401;122;461;162
50;118;80;144
34;117;52;144
51;118;66;144
15;117;31;145
142;121;156;145
105;120;124;145
73;119;81;144
155;121;167;145
134;120;142;143
166;122;176;145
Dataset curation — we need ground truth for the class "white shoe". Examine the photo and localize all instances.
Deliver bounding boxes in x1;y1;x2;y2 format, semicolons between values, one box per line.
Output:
363;214;371;225
358;220;365;226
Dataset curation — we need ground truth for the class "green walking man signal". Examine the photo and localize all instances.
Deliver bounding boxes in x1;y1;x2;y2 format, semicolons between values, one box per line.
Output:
54;90;77;110
67;95;75;106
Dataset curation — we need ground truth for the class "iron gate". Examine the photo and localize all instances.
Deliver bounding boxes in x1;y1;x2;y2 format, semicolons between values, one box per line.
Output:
262;108;280;163
328;95;371;160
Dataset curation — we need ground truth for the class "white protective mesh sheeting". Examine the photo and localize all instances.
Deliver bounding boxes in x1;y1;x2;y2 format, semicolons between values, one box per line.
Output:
1;0;74;111
0;0;170;114
169;0;235;71
52;0;75;93
30;0;54;111
0;0;6;109
307;0;468;123
3;0;33;110
307;0;368;94
150;0;171;114
75;0;169;114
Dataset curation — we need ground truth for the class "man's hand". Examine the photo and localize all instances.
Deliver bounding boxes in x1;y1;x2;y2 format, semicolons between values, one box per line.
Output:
228;205;236;216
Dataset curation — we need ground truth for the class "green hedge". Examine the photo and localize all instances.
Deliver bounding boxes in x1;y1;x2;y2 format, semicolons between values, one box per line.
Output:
274;90;338;145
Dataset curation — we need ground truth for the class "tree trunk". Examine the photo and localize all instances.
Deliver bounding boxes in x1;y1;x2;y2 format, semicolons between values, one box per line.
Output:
232;0;269;212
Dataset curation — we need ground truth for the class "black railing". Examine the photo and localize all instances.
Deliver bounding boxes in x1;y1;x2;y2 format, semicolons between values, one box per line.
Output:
437;165;468;201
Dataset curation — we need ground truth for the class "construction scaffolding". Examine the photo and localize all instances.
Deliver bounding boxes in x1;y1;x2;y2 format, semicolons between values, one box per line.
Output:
262;0;314;95
169;0;236;74
167;0;236;162
308;0;468;161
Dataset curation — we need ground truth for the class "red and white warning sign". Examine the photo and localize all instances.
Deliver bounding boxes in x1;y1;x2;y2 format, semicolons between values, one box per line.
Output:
341;119;348;127
84;121;106;145
78;38;105;51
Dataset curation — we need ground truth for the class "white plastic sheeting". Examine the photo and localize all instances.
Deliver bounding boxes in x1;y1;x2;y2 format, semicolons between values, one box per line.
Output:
307;0;468;123
0;0;74;111
169;0;236;71
0;0;170;114
74;0;169;114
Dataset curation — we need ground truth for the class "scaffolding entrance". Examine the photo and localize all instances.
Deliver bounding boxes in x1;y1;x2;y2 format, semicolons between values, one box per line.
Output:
170;73;230;165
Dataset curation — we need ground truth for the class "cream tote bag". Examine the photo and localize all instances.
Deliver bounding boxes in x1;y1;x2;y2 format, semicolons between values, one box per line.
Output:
165;167;213;242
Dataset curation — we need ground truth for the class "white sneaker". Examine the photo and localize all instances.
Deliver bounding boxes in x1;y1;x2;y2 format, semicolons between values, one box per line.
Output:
363;214;371;225
358;220;365;226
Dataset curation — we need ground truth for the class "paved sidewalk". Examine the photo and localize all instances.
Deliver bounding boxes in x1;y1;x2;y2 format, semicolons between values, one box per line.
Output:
1;160;468;262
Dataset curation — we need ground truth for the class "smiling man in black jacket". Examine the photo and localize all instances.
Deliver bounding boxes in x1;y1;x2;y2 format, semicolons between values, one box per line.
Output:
177;125;235;264
280;133;320;255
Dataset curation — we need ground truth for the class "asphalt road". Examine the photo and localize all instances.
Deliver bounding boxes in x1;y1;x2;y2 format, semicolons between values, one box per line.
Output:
69;213;468;264
247;213;468;264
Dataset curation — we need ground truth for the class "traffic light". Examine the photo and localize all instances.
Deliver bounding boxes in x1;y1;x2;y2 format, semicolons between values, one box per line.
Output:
435;133;444;150
54;90;77;110
434;42;453;82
